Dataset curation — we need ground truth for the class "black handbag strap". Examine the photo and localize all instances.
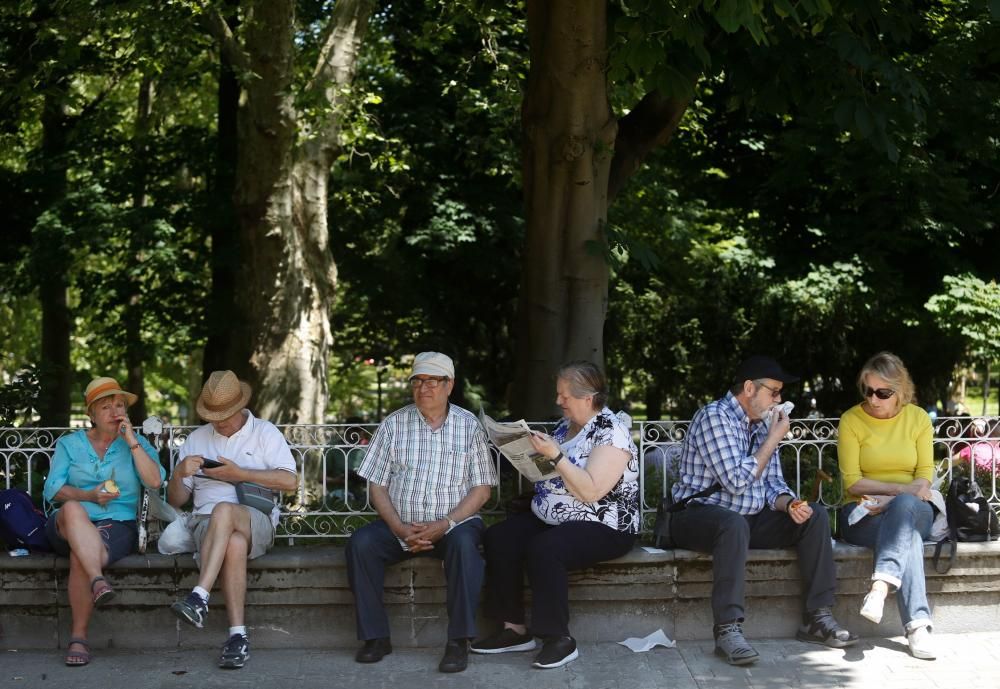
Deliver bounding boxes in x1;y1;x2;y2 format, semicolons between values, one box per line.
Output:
668;482;722;513
932;524;958;575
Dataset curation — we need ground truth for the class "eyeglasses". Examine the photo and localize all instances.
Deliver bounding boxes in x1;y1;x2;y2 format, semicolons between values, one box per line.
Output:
756;381;783;399
864;386;895;400
410;376;449;389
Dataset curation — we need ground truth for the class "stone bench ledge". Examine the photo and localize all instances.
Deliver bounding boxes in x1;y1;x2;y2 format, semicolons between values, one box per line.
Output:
4;541;1000;572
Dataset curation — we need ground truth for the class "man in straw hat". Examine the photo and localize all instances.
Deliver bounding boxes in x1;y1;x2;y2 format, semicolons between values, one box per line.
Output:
166;370;296;669
347;352;497;673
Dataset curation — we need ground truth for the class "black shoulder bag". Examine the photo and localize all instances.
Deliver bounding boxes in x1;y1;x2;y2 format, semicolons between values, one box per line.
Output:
652;482;721;549
933;473;1000;574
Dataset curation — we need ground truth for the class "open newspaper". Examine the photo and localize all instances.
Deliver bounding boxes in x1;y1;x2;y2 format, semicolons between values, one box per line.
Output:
479;409;560;482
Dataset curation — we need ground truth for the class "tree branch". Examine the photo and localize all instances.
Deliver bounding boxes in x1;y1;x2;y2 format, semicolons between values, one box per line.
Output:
307;0;375;93
608;89;693;203
201;8;251;75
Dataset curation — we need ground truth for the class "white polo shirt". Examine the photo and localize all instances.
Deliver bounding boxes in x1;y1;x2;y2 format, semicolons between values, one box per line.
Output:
179;410;296;524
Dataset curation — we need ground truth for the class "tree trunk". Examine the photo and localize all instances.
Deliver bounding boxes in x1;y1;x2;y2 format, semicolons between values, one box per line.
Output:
203;4;244;380
984;361;991;417
35;85;71;427
228;0;373;424
125;74;154;423
510;0;615;419
510;2;693;418
644;385;663;421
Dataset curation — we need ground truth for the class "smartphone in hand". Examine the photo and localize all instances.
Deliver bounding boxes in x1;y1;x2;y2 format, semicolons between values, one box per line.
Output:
200;458;225;469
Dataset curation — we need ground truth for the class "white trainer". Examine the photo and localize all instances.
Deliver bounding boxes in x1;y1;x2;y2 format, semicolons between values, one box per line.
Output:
907;625;937;660
859;590;885;624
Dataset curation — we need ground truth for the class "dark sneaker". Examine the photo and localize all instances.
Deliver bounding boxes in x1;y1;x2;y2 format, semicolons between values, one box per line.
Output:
438;639;469;673
796;607;859;649
170;592;208;629
471;628;538;654
713;622;759;665
355;637;392;663
532;636;579;669
218;634;249;669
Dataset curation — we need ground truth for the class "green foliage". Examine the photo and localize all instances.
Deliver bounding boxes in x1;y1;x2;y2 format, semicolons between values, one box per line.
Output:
926;275;1000;364
0;367;39;426
1;0;997;426
329;0;526;414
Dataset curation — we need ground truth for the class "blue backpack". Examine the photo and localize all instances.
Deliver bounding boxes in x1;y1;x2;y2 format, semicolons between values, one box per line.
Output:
0;489;51;551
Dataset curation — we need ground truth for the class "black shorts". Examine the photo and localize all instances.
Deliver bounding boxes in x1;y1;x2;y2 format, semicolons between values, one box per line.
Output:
45;514;138;565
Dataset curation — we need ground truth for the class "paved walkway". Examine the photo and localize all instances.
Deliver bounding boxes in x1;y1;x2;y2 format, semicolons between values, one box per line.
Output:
4;632;1000;689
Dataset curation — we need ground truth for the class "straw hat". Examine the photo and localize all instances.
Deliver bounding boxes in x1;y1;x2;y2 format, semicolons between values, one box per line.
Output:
196;370;252;421
84;377;138;408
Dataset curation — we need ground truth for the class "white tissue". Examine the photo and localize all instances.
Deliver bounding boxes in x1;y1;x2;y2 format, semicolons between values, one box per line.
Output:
764;401;795;431
847;497;879;525
618;629;676;653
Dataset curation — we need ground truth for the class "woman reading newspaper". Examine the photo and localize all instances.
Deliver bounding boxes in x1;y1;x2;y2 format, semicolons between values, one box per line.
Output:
471;361;639;669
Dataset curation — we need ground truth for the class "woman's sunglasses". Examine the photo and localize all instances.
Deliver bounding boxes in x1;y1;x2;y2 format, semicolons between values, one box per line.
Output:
864;386;896;400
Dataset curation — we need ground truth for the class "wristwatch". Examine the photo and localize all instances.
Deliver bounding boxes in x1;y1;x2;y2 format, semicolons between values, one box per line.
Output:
446;516;458;531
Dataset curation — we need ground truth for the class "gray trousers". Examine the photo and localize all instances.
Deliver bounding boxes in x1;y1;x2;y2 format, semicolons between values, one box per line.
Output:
670;501;837;624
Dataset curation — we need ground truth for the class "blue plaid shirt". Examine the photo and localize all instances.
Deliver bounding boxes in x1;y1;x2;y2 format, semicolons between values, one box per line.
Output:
671;392;794;515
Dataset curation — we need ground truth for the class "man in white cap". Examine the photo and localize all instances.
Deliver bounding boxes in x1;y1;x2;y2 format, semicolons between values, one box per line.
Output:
166;370;296;669
670;355;857;666
347;352;497;673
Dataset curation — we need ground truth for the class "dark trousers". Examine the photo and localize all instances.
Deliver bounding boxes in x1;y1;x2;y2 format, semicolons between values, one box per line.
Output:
346;518;485;641
670;502;836;624
483;512;636;638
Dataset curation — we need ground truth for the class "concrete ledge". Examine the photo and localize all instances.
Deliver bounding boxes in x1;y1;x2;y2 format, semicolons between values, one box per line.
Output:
2;542;999;650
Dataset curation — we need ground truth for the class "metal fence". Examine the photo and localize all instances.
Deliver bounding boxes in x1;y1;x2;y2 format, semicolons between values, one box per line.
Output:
2;416;998;540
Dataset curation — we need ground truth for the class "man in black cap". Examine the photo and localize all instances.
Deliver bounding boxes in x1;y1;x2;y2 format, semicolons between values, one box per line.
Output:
669;355;857;665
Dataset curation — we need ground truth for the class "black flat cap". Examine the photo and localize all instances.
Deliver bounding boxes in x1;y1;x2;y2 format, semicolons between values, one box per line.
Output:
733;355;799;384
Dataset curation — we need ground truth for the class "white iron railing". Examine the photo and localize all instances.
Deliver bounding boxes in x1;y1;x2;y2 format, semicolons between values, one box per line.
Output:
2;417;997;539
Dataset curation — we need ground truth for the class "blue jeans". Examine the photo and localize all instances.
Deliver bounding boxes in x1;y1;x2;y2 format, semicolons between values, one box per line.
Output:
839;493;933;630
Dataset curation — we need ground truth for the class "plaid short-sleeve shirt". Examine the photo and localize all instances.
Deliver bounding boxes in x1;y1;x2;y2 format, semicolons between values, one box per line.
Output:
357;403;497;524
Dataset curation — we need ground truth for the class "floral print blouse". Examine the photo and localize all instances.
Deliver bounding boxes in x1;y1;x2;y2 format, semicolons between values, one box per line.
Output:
531;407;640;533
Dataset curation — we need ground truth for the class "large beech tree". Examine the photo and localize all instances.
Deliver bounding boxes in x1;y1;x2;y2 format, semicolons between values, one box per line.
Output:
509;0;937;417
203;0;375;423
511;0;697;417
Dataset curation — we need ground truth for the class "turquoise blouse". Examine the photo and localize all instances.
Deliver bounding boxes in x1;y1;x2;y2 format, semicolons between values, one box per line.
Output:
43;430;165;522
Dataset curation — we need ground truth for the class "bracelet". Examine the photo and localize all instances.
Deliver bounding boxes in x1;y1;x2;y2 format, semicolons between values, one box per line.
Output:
129;442;140;451
553;452;565;466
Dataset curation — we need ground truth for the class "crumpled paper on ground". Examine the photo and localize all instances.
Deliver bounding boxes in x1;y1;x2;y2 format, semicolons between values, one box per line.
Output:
640;546;667;554
617;629;676;652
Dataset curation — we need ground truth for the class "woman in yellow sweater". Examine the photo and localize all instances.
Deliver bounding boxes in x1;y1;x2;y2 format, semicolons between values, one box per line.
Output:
837;352;936;660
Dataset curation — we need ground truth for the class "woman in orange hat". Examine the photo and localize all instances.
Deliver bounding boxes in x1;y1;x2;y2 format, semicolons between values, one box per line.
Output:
42;377;166;666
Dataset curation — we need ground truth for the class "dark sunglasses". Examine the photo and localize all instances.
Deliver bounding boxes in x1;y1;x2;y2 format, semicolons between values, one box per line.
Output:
864;386;896;400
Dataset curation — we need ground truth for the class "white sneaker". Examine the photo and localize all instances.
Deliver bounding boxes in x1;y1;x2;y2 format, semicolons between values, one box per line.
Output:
859;590;885;624
907;625;937;660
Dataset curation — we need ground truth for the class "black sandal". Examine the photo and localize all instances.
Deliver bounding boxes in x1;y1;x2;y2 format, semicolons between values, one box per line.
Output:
65;637;91;666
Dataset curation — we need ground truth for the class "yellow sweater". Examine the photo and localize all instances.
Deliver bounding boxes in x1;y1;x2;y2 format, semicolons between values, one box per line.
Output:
837;403;934;495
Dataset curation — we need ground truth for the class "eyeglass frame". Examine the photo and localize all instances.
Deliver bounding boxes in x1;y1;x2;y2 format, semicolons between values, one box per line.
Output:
754;380;783;399
409;376;450;390
863;386;896;400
